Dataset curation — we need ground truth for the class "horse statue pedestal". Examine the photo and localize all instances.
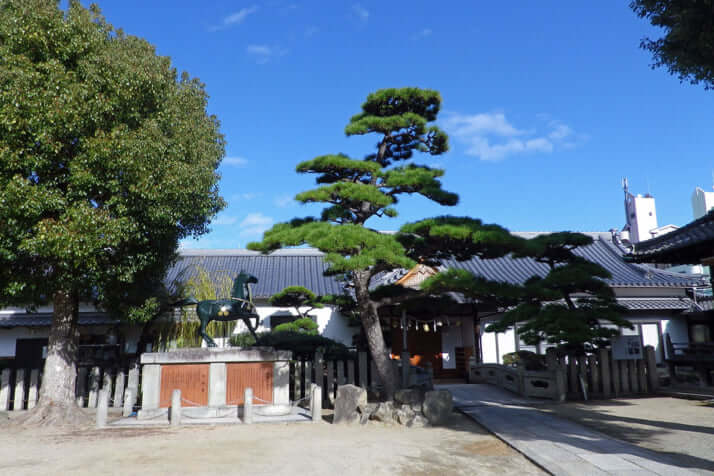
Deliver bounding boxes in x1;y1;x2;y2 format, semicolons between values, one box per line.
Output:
136;347;291;420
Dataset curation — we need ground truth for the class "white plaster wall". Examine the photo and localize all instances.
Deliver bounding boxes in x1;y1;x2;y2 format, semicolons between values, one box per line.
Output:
232;305;358;346
497;328;516;363
480;329;498;363
0;328;50;357
0;302;101;315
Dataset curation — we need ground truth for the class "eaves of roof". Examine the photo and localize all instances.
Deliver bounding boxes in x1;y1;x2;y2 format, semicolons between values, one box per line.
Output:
627;209;714;263
0;313;118;328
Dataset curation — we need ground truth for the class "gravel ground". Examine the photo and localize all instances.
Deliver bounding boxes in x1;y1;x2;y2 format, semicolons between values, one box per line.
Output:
540;396;714;474
0;410;544;476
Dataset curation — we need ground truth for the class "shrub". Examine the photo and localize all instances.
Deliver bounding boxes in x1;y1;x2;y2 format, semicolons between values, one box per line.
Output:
254;331;353;360
502;350;547;371
272;317;319;335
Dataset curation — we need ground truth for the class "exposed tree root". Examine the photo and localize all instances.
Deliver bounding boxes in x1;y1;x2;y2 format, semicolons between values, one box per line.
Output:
13;402;92;428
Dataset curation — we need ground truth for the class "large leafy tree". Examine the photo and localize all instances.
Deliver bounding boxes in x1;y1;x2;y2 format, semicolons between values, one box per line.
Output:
248;88;454;399
631;0;714;89
0;0;224;421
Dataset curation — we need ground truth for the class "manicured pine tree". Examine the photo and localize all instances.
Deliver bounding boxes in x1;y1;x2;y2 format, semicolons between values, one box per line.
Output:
248;88;455;399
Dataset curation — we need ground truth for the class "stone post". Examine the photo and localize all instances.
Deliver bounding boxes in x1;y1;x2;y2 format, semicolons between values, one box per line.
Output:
637;359;648;393
88;366;100;408
140;364;161;410
598;348;611;399
400;352;410;389
243;387;253;424
113;370;125;409
628;360;638;393
27;369;39;410
611;356;620;396
326;360;335;406
96;389;109;429
313;352;324;407
310;383;322;423
103;370;113;406
620;360;630;394
645;345;659;393
13;369;25;411
0;369;10;411
346;359;355;385
170;389;182;427
273;359;290;405
76;367;88;407
123;388;135;417
126;364;140;411
587;354;599;396
208;362;227;407
358;352;367;389
567;355;578;395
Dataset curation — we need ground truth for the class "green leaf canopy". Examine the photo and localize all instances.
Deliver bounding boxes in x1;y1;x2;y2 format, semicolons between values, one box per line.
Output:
0;0;225;319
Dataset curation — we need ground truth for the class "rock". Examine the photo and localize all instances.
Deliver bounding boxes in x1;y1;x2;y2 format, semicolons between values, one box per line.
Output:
394;405;416;426
410;403;423;414
358;402;377;417
407;414;429;428
422;390;453;426
369;401;396;424
333;384;368;425
394;388;425;407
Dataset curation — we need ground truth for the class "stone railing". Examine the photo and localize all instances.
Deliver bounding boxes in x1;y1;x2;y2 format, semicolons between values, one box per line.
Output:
468;361;566;401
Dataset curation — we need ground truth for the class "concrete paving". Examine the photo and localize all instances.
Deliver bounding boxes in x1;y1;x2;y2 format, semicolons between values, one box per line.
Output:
440;384;706;476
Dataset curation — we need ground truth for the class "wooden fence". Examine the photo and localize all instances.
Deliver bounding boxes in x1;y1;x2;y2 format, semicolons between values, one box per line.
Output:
2;351;432;412
470;345;660;401
0;365;140;412
289;351;432;407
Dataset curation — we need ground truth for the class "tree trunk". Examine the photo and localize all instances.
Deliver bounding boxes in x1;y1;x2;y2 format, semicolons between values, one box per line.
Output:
37;290;80;408
353;271;397;400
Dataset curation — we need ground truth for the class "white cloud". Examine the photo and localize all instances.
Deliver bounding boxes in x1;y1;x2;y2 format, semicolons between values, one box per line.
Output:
223;156;249;167
239;213;274;237
212;215;238;226
444;112;580;161
246;44;288;64
274;194;294;207
231;192;260;201
412;28;432;40
352;4;369;23
209;6;258;32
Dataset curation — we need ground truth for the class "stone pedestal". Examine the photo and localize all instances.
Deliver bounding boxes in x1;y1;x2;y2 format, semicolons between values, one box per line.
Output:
137;347;292;420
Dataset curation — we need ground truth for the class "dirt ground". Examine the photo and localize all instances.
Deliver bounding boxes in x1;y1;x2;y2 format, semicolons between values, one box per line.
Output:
540;396;714;473
0;411;544;476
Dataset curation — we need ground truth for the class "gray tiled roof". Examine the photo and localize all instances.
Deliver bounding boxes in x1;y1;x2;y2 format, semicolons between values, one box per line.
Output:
616;297;694;311
167;249;345;299
440;233;708;288
173;233;707;301
0;313;118;328
628;209;714;262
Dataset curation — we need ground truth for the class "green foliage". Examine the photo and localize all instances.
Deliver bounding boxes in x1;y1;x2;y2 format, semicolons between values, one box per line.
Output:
0;1;225;318
485;232;632;354
399;216;525;264
273;317;319;335
631;0;714;89
502;351;546;371
253;331;353;360
229;331;258;348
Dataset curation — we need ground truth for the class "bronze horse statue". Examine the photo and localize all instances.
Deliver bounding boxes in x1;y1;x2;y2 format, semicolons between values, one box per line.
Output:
190;270;260;347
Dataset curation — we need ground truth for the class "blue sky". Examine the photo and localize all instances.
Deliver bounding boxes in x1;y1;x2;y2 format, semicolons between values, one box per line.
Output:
89;1;714;248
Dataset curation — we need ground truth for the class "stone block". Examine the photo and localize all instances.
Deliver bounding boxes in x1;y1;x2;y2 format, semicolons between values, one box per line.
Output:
369;401;395;424
394;406;416;426
394;388;425;407
208;362;227;407
170;389;181;427
423;390;453;426
407;414;429;428
333;384;367;425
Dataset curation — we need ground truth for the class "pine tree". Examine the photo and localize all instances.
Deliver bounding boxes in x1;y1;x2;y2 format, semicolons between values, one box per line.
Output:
484;232;632;354
248;88;454;399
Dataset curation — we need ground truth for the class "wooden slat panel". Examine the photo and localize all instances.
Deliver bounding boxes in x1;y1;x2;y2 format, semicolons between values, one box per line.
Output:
159;364;209;408
226;363;273;405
